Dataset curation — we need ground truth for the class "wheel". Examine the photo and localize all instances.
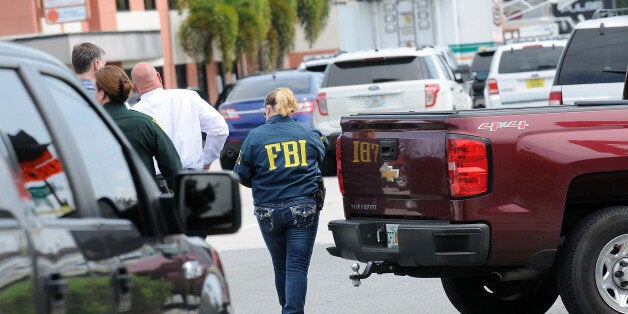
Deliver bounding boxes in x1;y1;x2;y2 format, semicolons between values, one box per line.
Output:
441;275;558;314
558;206;628;313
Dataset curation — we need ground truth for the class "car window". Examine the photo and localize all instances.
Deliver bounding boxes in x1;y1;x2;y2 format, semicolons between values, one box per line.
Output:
557;27;628;85
471;52;494;72
324;56;425;87
305;63;328;72
315;74;323;87
420;56;441;80
0;69;76;219
498;46;563;74
471;52;495;80
41;75;139;214
228;76;313;102
434;54;455;81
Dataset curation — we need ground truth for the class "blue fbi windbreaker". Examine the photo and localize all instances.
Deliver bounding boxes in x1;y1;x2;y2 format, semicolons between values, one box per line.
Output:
234;115;328;205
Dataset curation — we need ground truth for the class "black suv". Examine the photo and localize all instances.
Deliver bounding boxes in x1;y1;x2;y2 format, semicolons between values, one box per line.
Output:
469;46;496;108
0;41;241;313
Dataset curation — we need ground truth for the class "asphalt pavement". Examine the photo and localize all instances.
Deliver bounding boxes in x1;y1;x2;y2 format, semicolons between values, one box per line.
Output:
207;173;568;313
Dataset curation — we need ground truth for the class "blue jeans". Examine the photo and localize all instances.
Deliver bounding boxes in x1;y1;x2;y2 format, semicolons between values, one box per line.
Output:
255;197;319;314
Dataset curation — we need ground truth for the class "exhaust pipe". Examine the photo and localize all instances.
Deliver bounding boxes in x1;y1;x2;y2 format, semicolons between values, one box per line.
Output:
491;268;543;282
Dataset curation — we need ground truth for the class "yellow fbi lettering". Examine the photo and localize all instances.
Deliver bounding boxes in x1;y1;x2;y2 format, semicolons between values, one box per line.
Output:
353;141;379;163
265;140;307;170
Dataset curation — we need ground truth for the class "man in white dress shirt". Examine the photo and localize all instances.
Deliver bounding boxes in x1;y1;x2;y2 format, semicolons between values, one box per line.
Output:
130;62;228;171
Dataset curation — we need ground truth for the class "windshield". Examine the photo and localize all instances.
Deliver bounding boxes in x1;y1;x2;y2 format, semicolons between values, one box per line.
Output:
556;27;628;85
227;76;314;102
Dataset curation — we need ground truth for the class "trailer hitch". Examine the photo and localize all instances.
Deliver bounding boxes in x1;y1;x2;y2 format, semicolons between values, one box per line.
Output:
349;261;392;286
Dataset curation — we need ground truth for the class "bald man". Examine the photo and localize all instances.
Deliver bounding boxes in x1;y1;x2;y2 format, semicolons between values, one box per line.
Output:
130;62;228;171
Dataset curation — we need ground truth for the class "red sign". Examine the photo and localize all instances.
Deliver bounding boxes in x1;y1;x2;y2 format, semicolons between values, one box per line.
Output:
46;9;60;24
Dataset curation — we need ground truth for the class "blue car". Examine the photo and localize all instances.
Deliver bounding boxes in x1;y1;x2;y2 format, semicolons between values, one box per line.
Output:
218;71;323;170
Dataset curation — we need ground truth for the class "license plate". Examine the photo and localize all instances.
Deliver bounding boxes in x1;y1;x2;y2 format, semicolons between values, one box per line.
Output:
386;224;399;248
365;96;385;108
526;78;545;89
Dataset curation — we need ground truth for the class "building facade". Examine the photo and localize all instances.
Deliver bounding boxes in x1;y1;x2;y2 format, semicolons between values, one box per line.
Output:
0;0;341;104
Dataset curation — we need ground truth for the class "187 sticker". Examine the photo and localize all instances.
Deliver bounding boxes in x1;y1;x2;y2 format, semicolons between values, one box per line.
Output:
478;121;529;132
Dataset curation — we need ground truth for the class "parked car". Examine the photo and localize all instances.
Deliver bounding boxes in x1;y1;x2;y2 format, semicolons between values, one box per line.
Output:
550;8;628;105
469;46;497;108
215;83;234;107
297;58;334;73
431;45;473;95
218;71;323;170
0;41;241;313
297;51;346;73
483;40;566;108
314;46;472;175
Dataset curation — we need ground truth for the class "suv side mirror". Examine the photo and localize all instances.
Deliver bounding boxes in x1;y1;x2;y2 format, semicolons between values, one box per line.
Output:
174;171;241;237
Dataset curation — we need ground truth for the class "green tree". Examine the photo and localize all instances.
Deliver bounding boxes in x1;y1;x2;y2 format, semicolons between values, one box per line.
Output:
268;0;297;69
297;0;330;47
228;0;270;68
177;0;238;72
176;0;330;72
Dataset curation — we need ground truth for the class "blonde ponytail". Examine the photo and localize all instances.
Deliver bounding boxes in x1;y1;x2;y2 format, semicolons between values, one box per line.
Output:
265;87;299;117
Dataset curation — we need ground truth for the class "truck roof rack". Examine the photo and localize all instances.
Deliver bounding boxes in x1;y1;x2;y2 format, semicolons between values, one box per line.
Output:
592;8;628;19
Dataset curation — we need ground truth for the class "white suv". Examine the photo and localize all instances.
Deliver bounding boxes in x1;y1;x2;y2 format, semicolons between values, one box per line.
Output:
313;47;471;174
483;40;566;108
550;10;628;105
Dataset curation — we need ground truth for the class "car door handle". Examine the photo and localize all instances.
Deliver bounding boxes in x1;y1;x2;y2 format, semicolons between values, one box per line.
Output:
112;266;133;312
46;273;68;314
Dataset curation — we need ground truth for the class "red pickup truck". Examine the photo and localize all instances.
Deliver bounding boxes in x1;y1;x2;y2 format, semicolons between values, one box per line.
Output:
328;102;628;313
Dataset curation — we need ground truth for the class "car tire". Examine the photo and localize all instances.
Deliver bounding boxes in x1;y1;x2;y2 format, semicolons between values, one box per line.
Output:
441;275;558;314
558;206;628;314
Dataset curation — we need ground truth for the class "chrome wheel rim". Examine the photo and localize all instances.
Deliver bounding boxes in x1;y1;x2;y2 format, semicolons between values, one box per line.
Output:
596;234;628;313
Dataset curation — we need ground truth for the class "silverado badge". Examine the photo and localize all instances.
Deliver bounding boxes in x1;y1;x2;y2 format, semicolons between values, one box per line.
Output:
380;165;400;182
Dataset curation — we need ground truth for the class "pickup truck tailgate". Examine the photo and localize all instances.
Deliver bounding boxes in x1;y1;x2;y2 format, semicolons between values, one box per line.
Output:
338;114;453;219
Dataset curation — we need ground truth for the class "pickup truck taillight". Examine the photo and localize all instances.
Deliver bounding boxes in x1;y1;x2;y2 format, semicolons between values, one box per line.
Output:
336;137;344;195
447;136;490;198
487;79;499;95
316;93;328;115
548;86;563;106
425;84;440;108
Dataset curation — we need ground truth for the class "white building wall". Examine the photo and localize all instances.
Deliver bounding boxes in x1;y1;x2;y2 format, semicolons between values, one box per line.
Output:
116;11;160;31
